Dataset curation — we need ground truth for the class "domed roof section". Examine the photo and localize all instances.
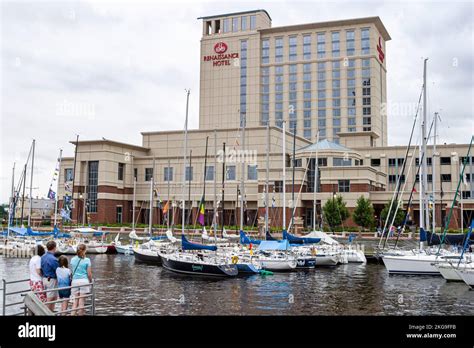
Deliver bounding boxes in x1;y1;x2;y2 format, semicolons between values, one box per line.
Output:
297;139;353;153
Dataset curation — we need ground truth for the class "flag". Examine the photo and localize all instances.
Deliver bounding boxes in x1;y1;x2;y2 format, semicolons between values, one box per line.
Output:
271;196;276;208
48;188;56;200
198;197;205;226
65;182;72;193
461;165;467;186
162;201;170;214
412;187;417;193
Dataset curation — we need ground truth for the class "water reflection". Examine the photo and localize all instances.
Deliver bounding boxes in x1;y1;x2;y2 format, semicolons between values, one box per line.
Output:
0;254;472;315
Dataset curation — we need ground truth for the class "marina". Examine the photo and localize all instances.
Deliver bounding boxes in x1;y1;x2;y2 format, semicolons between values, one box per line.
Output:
1;249;473;316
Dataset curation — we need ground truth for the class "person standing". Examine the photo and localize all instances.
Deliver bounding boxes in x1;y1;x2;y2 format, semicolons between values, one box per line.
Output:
70;244;92;316
41;240;59;311
29;244;46;302
56;256;72;315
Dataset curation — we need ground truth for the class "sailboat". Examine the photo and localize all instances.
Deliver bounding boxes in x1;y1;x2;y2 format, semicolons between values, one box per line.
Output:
134;162;166;264
382;61;471;275
158;90;238;277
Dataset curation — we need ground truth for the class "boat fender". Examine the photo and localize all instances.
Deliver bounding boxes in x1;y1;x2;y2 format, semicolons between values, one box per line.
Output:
231;255;239;264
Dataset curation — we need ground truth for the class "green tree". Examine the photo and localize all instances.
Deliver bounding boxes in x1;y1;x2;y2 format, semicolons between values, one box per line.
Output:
353;196;375;231
381;202;405;227
322;195;350;230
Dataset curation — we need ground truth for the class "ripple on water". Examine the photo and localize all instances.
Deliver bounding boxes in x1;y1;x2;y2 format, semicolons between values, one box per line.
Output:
1;255;473;315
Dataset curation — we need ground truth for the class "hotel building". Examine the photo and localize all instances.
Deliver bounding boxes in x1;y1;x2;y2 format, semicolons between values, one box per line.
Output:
57;10;473;231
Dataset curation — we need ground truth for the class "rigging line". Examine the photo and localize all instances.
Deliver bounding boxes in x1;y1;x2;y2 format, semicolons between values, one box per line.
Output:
378;84;424;249
287;142;318;232
384;121;425;248
393;118;435;248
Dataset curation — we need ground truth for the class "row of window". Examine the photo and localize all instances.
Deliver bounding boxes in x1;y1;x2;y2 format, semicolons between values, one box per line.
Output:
143;165;259;182
261;28;371;63
369;156;467;167
388;174;456;184
206;15;256;35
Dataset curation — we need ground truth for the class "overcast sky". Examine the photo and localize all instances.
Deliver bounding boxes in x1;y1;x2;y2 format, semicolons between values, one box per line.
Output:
1;0;473;203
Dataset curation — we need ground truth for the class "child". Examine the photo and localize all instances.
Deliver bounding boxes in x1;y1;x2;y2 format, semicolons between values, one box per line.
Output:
56;256;71;315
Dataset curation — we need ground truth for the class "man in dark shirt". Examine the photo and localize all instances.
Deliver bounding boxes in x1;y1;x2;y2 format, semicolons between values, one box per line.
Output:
41;240;59;311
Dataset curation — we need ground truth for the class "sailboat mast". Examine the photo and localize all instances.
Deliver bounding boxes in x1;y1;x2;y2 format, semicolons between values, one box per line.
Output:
132;155;137;231
240;115;245;231
265;124;269;234
221;142;226;236
149;157;155;236
432;112;438;233
28;139;35;227
422;58;430;231
313;132;320;231
182;89;190;236
20;164;27;226
282;121;286;231
7;163;15;236
203;136;209;231
186;150;192;225
54;149;63;227
291;126;296;232
166;158;170;230
213;130;217;240
71;134;79;226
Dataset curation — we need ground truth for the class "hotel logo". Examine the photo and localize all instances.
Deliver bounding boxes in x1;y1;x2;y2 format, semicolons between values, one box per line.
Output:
214;42;228;54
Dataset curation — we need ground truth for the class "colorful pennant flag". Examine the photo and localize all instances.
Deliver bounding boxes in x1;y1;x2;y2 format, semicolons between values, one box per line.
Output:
198;197;205;226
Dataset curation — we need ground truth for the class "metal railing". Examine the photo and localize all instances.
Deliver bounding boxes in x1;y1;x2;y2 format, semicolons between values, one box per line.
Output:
1;278;95;316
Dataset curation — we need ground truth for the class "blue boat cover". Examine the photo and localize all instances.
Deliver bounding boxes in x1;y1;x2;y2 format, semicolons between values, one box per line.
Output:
181;234;217;251
239;231;262;245
257;240;291;251
419;227;427;242
266;230;277;241
8;227;54;237
283;230;320;244
426;230;474;246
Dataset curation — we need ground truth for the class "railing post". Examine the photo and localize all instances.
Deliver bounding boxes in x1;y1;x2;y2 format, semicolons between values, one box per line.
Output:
2;279;6;316
91;280;95;316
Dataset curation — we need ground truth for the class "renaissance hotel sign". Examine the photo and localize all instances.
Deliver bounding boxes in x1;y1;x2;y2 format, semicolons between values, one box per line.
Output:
203;42;239;67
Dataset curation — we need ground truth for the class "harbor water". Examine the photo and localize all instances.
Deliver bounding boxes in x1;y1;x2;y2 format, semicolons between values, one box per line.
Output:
1;253;473;315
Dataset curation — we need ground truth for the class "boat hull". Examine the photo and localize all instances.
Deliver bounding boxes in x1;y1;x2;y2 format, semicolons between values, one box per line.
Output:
236;263;260;274
314;254;339;266
382;254;441;275
161;256;238;277
259;259;297;272
457;269;474;286
436;264;463;281
296;257;316;269
116;244;134;255
134;249;162;264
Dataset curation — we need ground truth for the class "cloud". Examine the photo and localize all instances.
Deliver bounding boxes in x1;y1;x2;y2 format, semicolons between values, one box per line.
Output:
1;0;473;202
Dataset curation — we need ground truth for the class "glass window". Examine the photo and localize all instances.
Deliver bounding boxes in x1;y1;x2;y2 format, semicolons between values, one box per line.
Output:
318;109;326;117
116;206;122;224
317;62;325;70
250;15;256;29
164;167;173;181
333;157;352;166
241;16;247;30
118;163;124;181
226;165;236;180
440;157;451;165
87;161;99;213
145;168;153;181
65;168;73;181
232;17;238;32
205;166;214;181
223;18;229;33
348;117;356;125
338;179;350;192
185;166;193;181
247;165;258;180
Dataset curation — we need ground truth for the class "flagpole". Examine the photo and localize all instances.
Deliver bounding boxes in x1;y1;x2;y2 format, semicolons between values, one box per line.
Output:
54;149;63;228
28;139;35;227
167;158;170;231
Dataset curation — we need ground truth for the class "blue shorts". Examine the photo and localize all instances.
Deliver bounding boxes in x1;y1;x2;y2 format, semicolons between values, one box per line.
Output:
58;289;71;299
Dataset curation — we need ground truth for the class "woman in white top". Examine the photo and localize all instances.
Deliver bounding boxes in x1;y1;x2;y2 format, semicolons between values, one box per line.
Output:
28;245;47;302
